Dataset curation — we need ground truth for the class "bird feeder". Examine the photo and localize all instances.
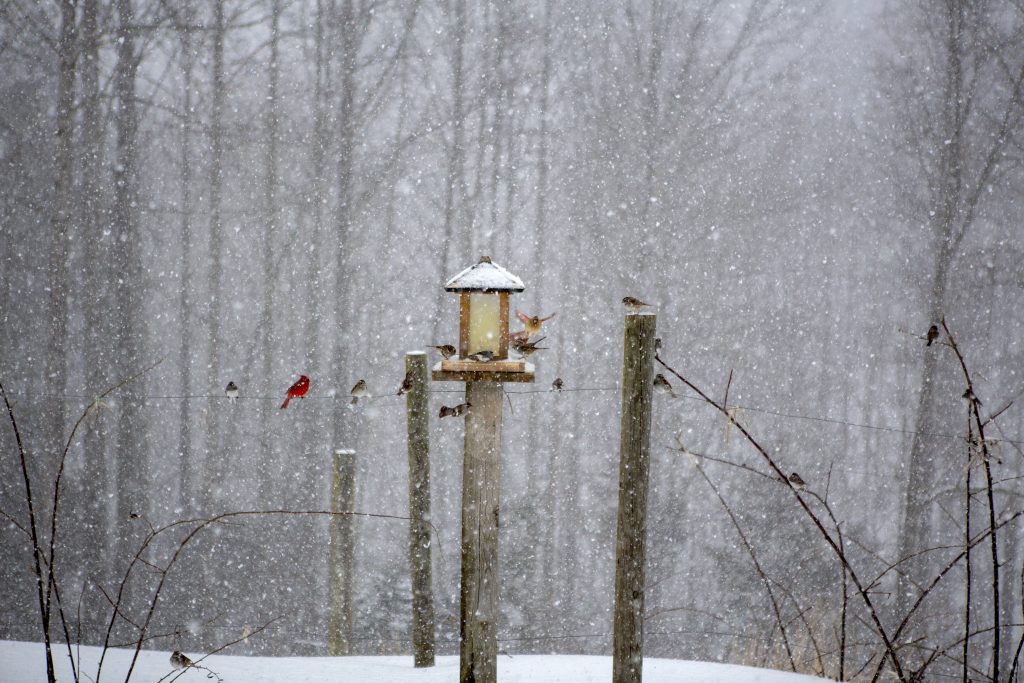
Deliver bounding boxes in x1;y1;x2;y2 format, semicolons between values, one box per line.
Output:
432;256;534;382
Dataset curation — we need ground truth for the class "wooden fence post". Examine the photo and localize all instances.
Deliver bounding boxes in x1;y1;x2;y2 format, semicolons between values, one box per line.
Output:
328;448;356;656
612;313;657;683
405;351;435;667
460;380;504;683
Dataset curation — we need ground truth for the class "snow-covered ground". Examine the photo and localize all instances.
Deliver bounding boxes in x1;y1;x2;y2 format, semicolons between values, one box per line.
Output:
1;640;829;682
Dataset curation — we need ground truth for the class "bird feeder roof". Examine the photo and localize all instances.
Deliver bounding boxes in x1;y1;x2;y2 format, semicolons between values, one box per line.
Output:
444;259;525;293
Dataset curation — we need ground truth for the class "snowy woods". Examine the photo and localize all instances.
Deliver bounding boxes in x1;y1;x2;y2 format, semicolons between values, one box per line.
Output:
2;0;1024;681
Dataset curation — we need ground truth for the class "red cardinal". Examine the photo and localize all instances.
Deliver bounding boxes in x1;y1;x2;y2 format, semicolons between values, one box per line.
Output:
280;375;310;409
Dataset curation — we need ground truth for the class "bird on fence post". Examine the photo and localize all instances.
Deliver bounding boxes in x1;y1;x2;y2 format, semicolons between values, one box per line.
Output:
225;381;239;400
397;372;413;396
925;324;939;346
622;296;652;312
280;375;310;409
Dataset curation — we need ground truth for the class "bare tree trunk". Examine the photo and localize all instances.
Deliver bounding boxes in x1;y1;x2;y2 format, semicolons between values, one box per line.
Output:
112;0;146;562
204;0;227;504
257;0;282;505
431;0;467;345
46;0;76;462
177;4;197;508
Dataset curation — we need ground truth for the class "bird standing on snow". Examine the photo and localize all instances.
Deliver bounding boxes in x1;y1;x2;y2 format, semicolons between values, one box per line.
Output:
551;377;563;392
654;373;677;398
397;373;413;396
350;379;369;405
280;375;310;409
622;296;652;312
225;381;239;400
926;324;939;346
467;350;494;362
170;651;194;669
432;344;457;359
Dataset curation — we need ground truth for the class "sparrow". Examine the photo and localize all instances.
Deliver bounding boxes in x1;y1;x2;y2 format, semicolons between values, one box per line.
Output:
551;377;563;392
653;373;677;398
515;309;556;338
280;375;310;409
170;651;194;669
350;379;368;405
225;381;239;400
397;372;414;396
467;350;494;362
512;336;547;358
439;402;471;418
432;344;457;359
622;296;652;311
788;472;806;489
926;324;939;346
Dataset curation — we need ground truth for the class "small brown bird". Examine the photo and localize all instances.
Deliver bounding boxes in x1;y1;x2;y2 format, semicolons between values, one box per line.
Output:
170;651;194;669
432;344;457;359
654;373;677;398
516;309;556;337
512;335;547;358
350;379;368;405
467;350;494;362
926;324;939;346
788;472;806;489
225;381;239;400
622;296;652;312
397;372;414;396
551;377;563;392
439;402;471;418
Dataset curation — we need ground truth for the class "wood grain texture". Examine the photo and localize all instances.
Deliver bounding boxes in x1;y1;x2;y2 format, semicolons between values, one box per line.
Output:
406;353;436;667
612;313;657;683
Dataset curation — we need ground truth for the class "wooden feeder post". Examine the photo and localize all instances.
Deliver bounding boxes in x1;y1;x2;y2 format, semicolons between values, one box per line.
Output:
328;448;357;656
612;313;656;683
405;351;435;667
432;257;534;683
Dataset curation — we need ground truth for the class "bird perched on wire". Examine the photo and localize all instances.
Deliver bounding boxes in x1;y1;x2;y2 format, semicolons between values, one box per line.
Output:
350;379;368;405
622;296;652;312
439;402;471;418
225;381;239;400
515;309;556;338
432;344;457;360
654;373;677;398
551;377;563;392
926;324;939;346
397;372;414;396
466;350;494;362
280;375;310;409
788;472;807;489
170;651;194;669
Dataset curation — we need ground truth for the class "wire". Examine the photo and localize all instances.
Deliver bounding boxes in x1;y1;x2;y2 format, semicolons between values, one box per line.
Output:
5;386;1022;446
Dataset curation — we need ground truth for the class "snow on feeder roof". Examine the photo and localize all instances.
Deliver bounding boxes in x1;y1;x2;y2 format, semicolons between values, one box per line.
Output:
444;256;525;293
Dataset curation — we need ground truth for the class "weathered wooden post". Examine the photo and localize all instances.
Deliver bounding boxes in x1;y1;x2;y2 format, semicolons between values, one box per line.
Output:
432;257;535;683
612;312;656;683
405;351;435;667
328;448;356;656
